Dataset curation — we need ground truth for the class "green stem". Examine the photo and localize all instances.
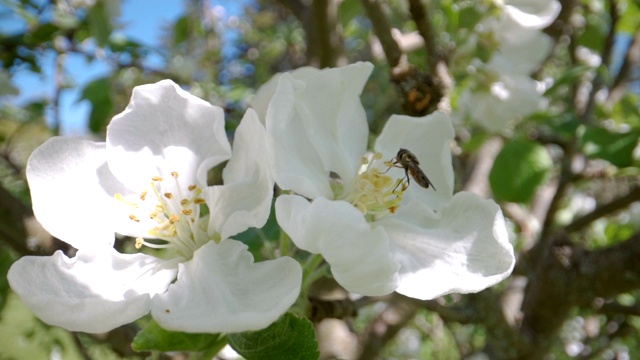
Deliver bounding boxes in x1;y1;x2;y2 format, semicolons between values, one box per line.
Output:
301;254;328;294
278;229;292;257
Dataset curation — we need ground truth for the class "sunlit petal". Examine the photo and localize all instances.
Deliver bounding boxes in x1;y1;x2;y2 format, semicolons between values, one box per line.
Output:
375;112;455;210
106;80;231;191
8;248;176;333
378;192;515;300
26;137;125;250
276;195;399;296
151;240;301;333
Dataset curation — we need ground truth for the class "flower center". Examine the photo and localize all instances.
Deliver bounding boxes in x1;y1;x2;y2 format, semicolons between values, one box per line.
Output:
115;171;210;261
334;153;407;219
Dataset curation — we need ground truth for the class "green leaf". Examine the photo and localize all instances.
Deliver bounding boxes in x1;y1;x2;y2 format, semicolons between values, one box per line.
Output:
579;126;640;168
173;16;191;45
489;139;552;203
544;65;591;97
617;0;640;34
132;320;227;352
338;0;364;28
228;313;319;360
26;23;60;45
78;77;113;132
86;1;112;47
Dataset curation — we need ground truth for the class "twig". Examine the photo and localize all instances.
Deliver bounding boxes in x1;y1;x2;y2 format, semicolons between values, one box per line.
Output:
565;186;640;233
581;0;619;123
407;0;438;73
308;0;341;67
606;29;640;107
275;0;306;20
357;293;420;360
360;0;402;67
52;52;64;135
595;301;640;317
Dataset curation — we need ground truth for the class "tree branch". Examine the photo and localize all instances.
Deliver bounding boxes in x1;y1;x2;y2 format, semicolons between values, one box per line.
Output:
518;231;640;359
308;0;341;67
274;0;306;21
565;186;640;233
360;0;402;67
407;0;438;73
357;293;419;360
574;232;640;302
606;28;640;107
582;0;619;122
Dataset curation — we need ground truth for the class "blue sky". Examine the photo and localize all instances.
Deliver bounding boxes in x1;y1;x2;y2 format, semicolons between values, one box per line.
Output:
2;0;247;134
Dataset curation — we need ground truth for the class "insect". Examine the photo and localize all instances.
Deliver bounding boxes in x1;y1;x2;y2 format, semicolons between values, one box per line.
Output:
388;148;436;191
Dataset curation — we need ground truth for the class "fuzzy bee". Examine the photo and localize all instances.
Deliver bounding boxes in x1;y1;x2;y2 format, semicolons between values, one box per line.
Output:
388;148;436;191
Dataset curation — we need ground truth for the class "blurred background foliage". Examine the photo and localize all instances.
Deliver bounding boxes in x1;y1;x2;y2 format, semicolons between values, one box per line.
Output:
1;0;640;359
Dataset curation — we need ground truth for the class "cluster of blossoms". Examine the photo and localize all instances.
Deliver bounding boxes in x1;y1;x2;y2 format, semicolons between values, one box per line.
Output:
456;0;561;131
9;62;515;335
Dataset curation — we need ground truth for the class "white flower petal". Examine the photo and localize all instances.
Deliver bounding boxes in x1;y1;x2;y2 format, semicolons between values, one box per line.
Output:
504;0;561;29
489;18;553;74
223;108;273;185
7;248;176;333
205;109;273;240
151;240;301;333
284;63;373;185
257;62;374;198
276;195;399;296
106;80;231;191
263;74;332;198
26;137;127;250
378;192;515;300
459;74;543;132
375;112;455;210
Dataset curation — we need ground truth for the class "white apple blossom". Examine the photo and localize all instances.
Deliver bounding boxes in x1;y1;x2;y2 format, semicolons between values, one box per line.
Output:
8;80;301;334
494;0;561;30
252;63;515;299
456;10;554;132
458;73;546;132
487;16;554;75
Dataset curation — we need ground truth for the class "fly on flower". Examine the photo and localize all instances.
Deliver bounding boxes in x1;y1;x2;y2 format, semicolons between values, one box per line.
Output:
386;148;436;192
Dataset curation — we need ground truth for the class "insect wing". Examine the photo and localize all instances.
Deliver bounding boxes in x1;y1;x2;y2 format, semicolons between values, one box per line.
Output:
408;164;436;190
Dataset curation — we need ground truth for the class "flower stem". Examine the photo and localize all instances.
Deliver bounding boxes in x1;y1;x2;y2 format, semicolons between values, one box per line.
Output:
301;254;327;294
278;228;292;256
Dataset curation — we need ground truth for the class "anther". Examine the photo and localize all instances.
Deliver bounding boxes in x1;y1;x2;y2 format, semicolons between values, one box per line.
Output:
152;176;163;182
171;171;179;178
164;193;173;199
129;214;141;222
